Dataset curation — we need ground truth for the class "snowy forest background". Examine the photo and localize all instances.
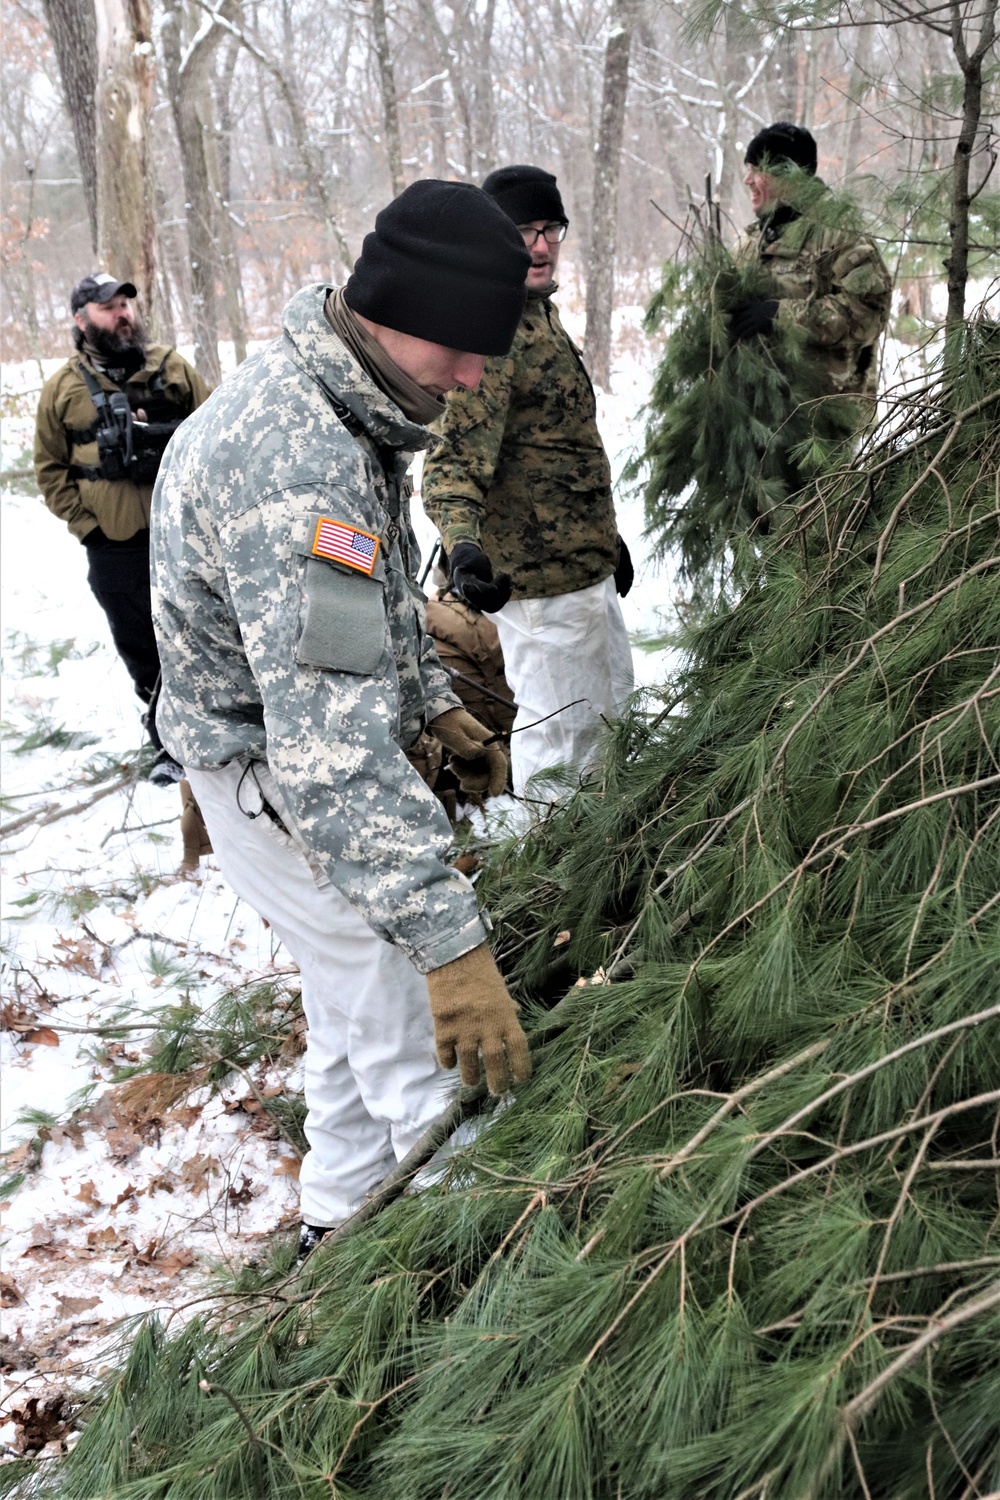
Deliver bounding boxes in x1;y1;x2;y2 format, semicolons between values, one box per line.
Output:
2;0;997;390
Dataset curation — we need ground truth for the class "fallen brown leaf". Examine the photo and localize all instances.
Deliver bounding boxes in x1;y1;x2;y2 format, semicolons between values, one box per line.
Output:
8;1394;73;1455
23;1026;59;1047
275;1156;301;1180
179;1153;219;1193
75;1180;102;1208
227;1174;255;1207
0;1272;22;1306
134;1241;195;1277
86;1225;127;1249
55;1293;101;1318
106;1126;143;1162
146;1170;179;1195
53;936;101;979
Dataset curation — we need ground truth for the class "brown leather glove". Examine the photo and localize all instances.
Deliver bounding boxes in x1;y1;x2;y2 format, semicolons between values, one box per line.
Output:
430;706;508;799
426;942;532;1096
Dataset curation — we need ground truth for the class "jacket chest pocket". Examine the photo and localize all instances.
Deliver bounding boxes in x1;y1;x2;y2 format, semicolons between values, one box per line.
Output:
290;515;389;676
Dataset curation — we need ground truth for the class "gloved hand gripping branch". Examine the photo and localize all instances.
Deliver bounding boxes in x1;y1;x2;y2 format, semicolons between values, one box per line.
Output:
729;298;779;341
448;541;512;613
430;706;508;797
425;942;532;1096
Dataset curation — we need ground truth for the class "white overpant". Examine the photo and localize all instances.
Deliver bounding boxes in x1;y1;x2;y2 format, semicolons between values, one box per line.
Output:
492;575;634;801
186;761;451;1228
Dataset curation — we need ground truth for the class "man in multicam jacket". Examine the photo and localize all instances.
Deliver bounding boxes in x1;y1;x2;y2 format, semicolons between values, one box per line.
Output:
730;122;892;407
421;165;635;806
150;181;533;1261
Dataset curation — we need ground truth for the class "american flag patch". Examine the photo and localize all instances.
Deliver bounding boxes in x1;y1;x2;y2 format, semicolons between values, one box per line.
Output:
311;517;380;575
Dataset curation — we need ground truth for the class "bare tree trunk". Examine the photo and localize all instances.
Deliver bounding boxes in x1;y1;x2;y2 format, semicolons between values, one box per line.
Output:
371;0;404;195
161;0;225;384
584;0;637;390
945;0;997;340
41;0;98;253
94;0;156;314
841;10;874;176
471;0;497;176
207;40;248;363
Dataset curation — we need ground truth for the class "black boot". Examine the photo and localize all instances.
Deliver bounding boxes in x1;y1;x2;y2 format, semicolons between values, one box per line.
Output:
296;1223;332;1266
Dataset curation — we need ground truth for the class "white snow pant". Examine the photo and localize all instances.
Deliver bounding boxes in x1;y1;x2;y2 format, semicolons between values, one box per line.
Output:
185;761;452;1228
492;575;634;801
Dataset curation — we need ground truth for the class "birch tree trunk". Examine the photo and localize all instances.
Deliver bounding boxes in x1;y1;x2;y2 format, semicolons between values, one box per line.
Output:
41;0;98;253
584;0;637;391
94;0;156;315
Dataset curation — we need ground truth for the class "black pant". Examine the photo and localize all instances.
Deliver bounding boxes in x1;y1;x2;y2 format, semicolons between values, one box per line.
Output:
85;530;163;749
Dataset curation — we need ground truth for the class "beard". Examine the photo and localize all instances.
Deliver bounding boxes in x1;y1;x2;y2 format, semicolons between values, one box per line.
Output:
77;310;148;366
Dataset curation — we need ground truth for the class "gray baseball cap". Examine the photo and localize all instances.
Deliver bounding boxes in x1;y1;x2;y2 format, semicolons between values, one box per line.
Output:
71;272;138;314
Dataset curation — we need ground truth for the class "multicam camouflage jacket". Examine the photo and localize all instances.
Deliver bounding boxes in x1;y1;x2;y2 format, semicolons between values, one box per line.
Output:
733;201;892;401
35;345;208;542
150;284;488;974
420;290;619;600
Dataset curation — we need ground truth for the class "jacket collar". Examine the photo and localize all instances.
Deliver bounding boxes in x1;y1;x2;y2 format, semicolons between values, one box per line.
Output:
281;284;433;453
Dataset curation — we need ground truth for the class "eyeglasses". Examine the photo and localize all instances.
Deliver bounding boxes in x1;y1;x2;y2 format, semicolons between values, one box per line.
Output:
518;222;568;246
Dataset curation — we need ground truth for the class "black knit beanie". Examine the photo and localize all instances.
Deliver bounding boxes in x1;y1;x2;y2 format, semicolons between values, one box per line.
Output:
744;122;817;176
481;165;566;226
344;180;531;357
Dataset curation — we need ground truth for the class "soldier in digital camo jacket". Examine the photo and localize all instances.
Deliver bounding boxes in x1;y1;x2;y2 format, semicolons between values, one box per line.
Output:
421;166;635;806
150;182;533;1260
730;123;892;405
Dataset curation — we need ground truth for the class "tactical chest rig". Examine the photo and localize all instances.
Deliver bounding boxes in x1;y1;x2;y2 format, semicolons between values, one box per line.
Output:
69;356;186;485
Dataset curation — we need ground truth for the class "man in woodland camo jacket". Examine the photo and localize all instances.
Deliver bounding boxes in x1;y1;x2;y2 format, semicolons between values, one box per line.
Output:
151;182;533;1262
731;122;892;407
421;166;635;807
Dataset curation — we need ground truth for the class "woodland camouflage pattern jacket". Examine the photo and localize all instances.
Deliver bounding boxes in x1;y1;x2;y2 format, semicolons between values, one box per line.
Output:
150;284;487;974
34;345;208;542
733;204;893;401
421;290;619;600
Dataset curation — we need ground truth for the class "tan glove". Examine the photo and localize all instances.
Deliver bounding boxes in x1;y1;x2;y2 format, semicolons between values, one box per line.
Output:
430;707;508;798
426;942;532;1096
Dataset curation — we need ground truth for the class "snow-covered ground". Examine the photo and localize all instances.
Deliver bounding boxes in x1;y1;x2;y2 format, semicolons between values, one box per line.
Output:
0;325;676;1458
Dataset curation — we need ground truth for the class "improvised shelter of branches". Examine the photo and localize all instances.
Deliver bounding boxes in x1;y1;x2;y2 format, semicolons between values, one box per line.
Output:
8;311;999;1499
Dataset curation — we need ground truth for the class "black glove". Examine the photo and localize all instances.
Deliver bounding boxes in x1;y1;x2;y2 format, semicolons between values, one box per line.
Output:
449;541;512;614
614;536;634;597
730;298;779;341
82;526;110;549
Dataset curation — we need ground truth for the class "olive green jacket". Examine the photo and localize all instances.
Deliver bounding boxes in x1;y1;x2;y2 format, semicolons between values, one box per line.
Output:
34;345;209;543
420;291;619;601
733;208;892;401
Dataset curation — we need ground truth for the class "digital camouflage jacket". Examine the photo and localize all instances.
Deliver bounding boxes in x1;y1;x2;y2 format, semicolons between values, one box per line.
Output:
733;203;892;401
150;284;487;974
34;345;208;542
420;290;619;600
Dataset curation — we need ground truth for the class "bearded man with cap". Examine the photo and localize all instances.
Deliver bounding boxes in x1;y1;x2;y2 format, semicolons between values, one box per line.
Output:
731;122;891;406
150;180;533;1261
421;165;634;808
34;275;209;805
